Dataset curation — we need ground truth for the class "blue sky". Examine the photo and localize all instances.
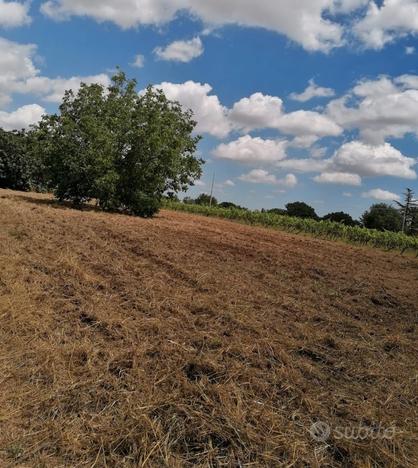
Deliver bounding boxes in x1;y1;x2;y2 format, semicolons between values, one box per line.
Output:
1;1;418;218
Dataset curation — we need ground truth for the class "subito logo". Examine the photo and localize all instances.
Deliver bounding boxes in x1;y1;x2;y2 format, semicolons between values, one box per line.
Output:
310;421;331;442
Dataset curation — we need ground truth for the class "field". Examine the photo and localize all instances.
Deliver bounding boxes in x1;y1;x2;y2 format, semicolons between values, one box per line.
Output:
165;201;418;255
0;189;417;467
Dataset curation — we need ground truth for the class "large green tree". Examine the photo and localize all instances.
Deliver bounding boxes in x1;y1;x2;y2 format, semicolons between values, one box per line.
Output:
361;204;402;232
286;201;318;220
30;71;203;216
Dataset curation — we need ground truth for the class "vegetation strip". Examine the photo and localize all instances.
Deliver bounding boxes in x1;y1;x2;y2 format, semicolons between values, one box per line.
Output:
165;201;418;255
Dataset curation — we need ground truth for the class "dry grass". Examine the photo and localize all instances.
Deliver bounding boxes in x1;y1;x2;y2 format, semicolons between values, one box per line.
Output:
0;189;417;467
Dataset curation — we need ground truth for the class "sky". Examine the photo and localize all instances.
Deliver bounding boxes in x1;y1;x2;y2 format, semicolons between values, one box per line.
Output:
1;1;418;218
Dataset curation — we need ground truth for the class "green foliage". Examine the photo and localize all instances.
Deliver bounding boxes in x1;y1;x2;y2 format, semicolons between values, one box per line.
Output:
361;204;402;232
268;208;288;216
219;201;247;210
165;201;418;255
322;211;357;226
0;129;31;191
285;201;318;220
29;70;203;216
195;193;217;206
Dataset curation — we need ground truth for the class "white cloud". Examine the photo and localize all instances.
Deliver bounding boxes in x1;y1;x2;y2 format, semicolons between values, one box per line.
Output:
229;93;283;132
153;81;230;138
290;79;335;102
0;1;31;27
155;37;203;62
354;0;418;49
277;110;342;139
213;136;288;164
15;74;111;103
327;75;418;143
131;54;145;68
276;158;329;173
40;0;349;52
0;37;111;110
0;104;45;130
405;45;415;55
362;188;401;201
229;91;342;142
223;179;235;187
239;169;279;185
329;141;417;179
314;171;362;185
0;37;38;81
194;180;206;187
279;173;298;188
239;169;297;187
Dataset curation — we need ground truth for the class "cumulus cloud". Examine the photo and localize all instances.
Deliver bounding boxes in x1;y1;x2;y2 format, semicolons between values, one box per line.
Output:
329;141;417;179
11;74;111;103
290;79;335;102
239;169;297;187
155;37;203;62
229;91;342;142
279;173;298;188
40;0;349;52
153;81;231;138
313;171;362;186
0;1;31;27
131;54;145;68
0;36;111;112
327;74;418;143
239;169;279;185
0;104;45;130
229;93;283;131
213;136;288;164
0;37;38;81
354;0;418;49
405;45;415;55
277;110;342;140
362;188;401;201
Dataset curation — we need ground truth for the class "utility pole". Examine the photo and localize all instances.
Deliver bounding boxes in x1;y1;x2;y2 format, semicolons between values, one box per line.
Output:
209;172;215;207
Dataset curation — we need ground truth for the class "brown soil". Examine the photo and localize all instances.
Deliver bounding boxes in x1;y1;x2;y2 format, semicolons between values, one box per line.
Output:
0;189;417;467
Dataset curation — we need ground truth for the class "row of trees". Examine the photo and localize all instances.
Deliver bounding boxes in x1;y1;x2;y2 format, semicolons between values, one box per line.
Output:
184;192;418;234
0;71;203;217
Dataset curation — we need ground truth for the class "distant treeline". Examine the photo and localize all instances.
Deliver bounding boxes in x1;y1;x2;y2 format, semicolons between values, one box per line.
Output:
179;192;418;236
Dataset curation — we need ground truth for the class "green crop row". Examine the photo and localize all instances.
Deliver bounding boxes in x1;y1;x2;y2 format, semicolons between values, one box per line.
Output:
164;201;418;255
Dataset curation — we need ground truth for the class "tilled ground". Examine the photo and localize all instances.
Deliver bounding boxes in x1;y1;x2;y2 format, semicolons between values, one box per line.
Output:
0;189;417;467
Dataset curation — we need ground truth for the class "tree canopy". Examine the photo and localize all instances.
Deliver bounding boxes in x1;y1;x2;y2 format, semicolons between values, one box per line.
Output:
285;202;318;220
28;70;203;216
322;211;357;226
361;204;402;232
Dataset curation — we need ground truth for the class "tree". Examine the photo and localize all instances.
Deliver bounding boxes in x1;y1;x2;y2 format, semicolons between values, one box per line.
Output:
394;188;418;234
219;201;247;210
285;201;318;220
268;208;287;216
195;193;217;206
30;71;203;216
322;211;357;226
361;204;402;232
0;129;32;191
